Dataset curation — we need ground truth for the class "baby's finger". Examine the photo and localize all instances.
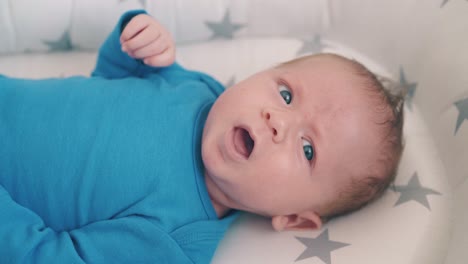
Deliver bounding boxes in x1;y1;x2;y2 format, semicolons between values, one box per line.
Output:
130;35;169;59
122;26;161;53
143;46;176;67
120;15;150;43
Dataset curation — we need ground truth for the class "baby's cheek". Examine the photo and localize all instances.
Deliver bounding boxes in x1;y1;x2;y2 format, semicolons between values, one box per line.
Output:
263;158;295;182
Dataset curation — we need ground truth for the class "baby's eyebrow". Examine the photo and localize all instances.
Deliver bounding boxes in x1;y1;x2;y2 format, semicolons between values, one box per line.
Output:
296;86;323;152
281;72;323;141
306;117;322;150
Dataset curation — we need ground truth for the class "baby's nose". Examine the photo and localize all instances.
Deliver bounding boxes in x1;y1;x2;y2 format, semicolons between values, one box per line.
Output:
262;108;289;143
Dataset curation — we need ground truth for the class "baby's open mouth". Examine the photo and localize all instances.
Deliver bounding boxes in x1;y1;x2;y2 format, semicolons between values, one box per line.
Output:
233;127;254;159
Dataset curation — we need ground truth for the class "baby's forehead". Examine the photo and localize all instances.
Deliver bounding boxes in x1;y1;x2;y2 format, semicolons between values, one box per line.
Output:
286;63;371;100
281;57;367;88
279;54;358;72
271;55;384;119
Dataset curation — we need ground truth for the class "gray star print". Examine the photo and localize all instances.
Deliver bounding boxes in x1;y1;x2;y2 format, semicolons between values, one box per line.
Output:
393;172;441;210
205;10;245;39
43;30;72;51
454;97;468;135
295;229;349;264
399;67;417;111
297;34;325;56
225;76;236;88
441;0;468;7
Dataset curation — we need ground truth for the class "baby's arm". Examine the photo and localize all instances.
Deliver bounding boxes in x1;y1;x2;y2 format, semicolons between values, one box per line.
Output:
0;184;193;263
92;10;176;79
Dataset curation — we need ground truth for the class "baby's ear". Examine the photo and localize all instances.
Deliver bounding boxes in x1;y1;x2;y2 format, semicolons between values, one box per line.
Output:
271;211;322;232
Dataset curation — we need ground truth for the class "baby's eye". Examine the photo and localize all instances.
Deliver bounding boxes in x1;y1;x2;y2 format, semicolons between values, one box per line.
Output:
302;139;314;161
278;84;292;104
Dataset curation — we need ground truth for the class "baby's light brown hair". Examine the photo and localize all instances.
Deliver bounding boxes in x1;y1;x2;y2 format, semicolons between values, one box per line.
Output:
279;53;405;222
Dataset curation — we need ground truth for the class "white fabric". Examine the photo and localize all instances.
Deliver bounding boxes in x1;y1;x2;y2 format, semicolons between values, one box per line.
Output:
0;0;328;53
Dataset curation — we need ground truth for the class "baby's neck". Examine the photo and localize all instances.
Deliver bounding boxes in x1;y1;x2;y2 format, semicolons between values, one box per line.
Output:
210;198;231;219
204;173;231;219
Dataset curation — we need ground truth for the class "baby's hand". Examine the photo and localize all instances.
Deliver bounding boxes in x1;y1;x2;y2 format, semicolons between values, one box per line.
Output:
120;14;175;67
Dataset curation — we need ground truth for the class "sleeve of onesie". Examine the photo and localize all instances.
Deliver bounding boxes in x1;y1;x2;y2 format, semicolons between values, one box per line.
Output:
91;10;180;79
0;184;195;264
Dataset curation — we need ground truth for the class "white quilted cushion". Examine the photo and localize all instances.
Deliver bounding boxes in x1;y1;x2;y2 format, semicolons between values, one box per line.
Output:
0;0;329;54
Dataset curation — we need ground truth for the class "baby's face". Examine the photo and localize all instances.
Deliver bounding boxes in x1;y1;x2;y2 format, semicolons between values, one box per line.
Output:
202;57;381;219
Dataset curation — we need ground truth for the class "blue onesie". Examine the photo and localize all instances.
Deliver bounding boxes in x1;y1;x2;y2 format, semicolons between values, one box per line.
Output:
0;10;238;264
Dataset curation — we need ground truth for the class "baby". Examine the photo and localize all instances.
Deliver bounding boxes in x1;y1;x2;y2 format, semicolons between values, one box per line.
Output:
0;10;404;264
